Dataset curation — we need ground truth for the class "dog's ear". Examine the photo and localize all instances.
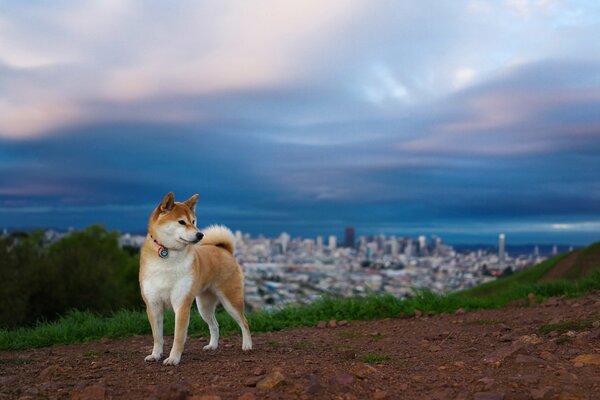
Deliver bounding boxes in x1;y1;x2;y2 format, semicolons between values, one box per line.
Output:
159;192;175;213
184;194;199;212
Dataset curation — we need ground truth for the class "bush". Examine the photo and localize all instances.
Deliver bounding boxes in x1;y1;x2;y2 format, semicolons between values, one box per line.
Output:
0;226;142;328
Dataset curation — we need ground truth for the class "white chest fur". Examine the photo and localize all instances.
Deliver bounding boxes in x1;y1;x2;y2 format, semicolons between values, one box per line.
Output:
141;251;195;311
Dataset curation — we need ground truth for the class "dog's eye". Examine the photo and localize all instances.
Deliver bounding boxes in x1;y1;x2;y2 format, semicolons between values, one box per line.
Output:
178;220;186;225
192;220;195;225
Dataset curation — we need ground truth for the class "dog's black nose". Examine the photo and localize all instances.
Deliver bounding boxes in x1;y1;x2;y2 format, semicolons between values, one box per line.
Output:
196;232;204;241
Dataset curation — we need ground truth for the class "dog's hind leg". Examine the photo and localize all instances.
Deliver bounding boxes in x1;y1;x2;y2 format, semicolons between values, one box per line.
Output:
197;291;220;350
216;287;252;351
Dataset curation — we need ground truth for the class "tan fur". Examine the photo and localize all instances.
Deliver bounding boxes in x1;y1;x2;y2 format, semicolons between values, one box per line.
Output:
139;193;252;366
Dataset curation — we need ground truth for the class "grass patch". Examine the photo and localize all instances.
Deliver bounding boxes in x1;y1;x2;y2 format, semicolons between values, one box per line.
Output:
82;350;104;358
466;319;506;326
538;317;600;335
336;330;362;338
357;354;391;363
1;242;599;350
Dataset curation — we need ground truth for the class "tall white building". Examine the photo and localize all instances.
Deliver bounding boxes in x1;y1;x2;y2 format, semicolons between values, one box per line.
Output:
316;236;323;252
279;232;290;254
328;235;337;250
499;233;506;262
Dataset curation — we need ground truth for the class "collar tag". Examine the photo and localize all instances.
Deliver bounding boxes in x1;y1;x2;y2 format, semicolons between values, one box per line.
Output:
158;246;169;258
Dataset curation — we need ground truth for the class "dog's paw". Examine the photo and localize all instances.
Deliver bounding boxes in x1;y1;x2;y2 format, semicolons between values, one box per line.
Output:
242;343;253;351
203;343;218;351
144;354;162;362
163;356;181;366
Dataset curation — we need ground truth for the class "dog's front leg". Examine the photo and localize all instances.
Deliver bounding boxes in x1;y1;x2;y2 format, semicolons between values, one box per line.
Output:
163;299;193;366
144;302;164;362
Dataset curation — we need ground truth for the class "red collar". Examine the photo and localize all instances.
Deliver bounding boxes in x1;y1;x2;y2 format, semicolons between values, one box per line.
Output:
149;234;169;258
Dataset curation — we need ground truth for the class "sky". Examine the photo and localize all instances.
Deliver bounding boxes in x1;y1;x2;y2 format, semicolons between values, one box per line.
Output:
0;0;599;245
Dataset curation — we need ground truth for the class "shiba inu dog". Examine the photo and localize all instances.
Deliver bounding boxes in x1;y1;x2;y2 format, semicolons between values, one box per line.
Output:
139;192;252;365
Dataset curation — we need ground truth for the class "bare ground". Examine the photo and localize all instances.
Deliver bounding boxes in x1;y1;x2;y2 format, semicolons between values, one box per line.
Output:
2;293;600;400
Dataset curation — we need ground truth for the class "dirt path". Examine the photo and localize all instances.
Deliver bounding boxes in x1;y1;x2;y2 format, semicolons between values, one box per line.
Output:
2;293;600;400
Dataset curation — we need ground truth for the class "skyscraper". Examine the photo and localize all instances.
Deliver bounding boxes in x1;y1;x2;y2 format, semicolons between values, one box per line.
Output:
499;233;506;262
328;235;337;250
344;227;355;248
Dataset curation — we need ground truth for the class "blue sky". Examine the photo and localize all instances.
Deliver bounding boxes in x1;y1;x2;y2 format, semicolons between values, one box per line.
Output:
0;0;599;244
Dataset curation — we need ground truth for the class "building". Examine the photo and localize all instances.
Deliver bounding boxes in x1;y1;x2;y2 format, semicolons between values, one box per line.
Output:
344;227;355;248
499;233;506;262
328;235;337;250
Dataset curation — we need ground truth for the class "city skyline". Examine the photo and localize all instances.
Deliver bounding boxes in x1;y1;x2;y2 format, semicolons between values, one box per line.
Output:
0;1;599;245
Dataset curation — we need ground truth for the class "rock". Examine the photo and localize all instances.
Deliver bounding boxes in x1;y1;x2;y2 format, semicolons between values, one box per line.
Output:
339;320;349;326
237;394;256;400
256;370;285;389
71;384;107;400
482;343;523;365
455;308;466;315
153;382;192;400
530;387;554;400
330;371;355;387
539;351;558;362
508;375;539;384
453;361;465;368
477;377;495;390
307;373;323;395
573;362;584;368
592;321;600;328
429;345;442;352
244;376;263;387
252;367;266;376
515;355;545;365
572;354;600;365
498;323;511;331
413;310;422;318
317;321;327;329
328;320;337;328
498;334;512;342
473;392;504;400
429;389;453;400
40;365;63;380
372;390;387;399
188;396;221;400
350;362;378;379
516;334;543;345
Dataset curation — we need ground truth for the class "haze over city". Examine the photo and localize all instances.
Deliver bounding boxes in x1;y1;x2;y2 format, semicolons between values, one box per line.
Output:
1;1;599;244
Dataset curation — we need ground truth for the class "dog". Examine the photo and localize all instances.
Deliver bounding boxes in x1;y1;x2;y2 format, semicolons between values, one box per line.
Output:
139;192;252;365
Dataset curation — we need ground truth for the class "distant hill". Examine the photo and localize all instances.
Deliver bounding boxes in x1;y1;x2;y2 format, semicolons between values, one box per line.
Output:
540;242;600;281
459;241;600;300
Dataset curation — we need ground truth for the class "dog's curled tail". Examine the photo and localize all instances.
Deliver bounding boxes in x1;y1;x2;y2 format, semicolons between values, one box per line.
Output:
201;225;235;255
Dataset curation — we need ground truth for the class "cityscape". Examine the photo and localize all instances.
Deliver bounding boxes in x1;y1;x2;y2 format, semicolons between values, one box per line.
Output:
118;227;558;312
3;226;570;312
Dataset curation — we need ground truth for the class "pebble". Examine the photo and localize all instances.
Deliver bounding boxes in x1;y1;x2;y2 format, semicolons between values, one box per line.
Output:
339;320;349;326
473;392;505;400
572;354;600;365
530;387;555;400
455;308;466;315
413;310;423;318
252;367;266;376
256;370;285;390
350;362;378;379
372;390;387;399
71;384;107;400
237;393;256;400
429;345;442;352
243;376;263;387
329;371;355;386
328;320;338;328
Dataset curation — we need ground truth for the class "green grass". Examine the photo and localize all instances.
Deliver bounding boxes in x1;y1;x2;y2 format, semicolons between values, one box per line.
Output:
1;242;599;350
538;317;600;334
357;354;391;363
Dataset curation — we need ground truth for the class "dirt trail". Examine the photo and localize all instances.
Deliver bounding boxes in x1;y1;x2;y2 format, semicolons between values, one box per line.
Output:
2;293;600;400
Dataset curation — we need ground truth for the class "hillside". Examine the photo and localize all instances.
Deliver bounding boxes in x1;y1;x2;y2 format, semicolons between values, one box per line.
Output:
1;243;600;399
2;292;600;399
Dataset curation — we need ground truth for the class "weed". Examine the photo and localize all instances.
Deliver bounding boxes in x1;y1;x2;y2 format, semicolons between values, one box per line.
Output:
357;354;391;363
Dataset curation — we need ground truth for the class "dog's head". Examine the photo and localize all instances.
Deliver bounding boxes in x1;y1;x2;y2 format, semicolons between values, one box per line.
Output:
148;192;204;250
